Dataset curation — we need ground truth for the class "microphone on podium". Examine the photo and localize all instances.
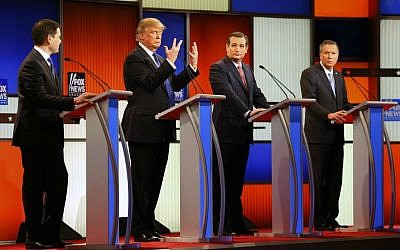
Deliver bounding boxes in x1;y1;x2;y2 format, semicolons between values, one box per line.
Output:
345;74;378;101
64;57;111;91
259;65;296;99
180;58;204;94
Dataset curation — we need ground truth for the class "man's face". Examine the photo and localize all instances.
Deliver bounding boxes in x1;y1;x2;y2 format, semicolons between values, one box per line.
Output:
140;26;163;51
48;27;62;54
320;44;339;70
226;36;248;63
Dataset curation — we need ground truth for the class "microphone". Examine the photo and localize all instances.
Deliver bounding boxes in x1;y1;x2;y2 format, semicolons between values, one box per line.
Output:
180;58;204;94
259;65;296;99
346;75;378;101
65;57;111;91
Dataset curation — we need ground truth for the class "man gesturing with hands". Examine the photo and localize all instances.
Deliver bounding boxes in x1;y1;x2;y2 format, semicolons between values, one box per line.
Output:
121;18;199;242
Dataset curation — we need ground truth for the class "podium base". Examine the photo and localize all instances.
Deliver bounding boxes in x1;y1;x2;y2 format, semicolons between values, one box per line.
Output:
336;226;400;233
256;231;322;238
66;243;140;249
162;235;232;243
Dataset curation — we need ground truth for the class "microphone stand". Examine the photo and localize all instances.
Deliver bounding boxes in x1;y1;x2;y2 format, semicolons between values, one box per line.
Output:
348;75;378;101
65;58;111;91
259;65;289;99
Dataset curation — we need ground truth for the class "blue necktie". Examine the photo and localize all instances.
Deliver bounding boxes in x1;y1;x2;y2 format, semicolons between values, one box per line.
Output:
153;53;175;106
328;72;336;96
47;57;57;79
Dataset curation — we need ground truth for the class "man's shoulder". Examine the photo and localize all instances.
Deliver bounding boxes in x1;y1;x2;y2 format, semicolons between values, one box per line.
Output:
211;57;229;68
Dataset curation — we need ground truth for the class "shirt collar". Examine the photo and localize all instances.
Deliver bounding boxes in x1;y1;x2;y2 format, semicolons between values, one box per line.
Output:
139;42;156;58
320;61;333;76
34;46;51;63
232;60;242;69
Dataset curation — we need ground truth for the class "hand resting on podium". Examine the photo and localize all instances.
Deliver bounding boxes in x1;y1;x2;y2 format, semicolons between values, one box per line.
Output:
73;92;97;105
249;107;267;117
328;110;347;124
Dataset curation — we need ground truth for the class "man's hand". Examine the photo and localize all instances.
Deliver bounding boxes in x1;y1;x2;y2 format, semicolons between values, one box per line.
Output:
74;92;96;105
188;42;198;70
250;108;267;117
164;38;182;64
328;110;347;124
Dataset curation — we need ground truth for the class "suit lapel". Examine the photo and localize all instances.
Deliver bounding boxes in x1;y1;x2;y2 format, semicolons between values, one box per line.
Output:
137;46;169;93
137;46;158;69
316;64;336;99
33;50;60;95
223;57;248;94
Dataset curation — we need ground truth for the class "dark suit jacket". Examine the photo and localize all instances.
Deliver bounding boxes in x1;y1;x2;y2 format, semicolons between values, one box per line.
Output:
210;57;269;144
122;45;199;143
12;49;75;149
300;63;353;144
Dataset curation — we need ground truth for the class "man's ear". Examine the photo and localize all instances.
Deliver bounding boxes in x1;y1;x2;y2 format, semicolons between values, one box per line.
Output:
45;34;52;45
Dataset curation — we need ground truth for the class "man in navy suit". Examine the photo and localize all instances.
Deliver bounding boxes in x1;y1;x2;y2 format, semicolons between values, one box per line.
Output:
210;32;269;236
121;18;199;242
12;19;93;249
300;40;353;231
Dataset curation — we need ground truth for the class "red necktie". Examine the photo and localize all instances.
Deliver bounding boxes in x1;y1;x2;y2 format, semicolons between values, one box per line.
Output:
237;64;247;89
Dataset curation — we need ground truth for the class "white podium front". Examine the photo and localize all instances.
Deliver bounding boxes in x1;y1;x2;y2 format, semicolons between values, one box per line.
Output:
156;94;230;242
64;90;139;249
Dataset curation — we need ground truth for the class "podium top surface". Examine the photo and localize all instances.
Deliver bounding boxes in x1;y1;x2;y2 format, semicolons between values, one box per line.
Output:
155;94;226;120
249;98;315;122
344;101;398;123
62;90;132;118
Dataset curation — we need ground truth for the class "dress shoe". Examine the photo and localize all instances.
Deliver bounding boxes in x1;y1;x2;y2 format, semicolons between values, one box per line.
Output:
152;231;163;238
40;239;72;248
223;230;237;236
331;220;349;229
314;223;335;231
134;232;160;242
236;228;258;235
25;240;55;249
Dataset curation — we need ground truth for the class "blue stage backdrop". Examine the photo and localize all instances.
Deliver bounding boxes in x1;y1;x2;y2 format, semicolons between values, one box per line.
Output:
0;0;59;94
143;11;187;102
231;0;311;16
381;0;400;15
244;142;310;184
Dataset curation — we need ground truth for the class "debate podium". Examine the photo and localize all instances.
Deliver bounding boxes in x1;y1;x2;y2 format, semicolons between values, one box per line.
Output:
155;94;230;242
64;90;138;249
345;101;398;231
249;98;318;237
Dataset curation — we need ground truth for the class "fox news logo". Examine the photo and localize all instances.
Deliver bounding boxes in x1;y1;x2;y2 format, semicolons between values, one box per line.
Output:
68;72;85;97
0;79;7;105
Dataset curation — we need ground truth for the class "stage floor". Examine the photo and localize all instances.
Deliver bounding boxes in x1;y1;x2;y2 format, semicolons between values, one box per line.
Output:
1;229;400;249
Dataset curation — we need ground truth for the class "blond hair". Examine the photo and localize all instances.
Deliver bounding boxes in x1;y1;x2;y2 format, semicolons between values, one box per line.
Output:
136;18;165;41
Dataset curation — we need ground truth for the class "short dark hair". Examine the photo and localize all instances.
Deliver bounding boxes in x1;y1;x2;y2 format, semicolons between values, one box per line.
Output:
32;19;60;46
319;40;339;53
227;31;249;46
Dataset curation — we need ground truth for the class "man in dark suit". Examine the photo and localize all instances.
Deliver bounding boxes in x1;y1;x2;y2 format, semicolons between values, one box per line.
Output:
300;40;353;231
210;32;269;236
121;17;199;242
12;19;93;249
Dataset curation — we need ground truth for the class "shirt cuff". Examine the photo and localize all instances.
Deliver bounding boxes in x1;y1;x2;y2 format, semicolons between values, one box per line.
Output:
166;59;176;70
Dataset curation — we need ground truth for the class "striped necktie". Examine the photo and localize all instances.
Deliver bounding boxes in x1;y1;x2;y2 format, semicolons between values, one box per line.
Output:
237;63;247;89
328;72;336;96
153;53;175;106
47;57;57;79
